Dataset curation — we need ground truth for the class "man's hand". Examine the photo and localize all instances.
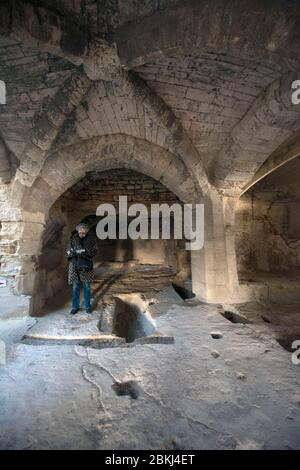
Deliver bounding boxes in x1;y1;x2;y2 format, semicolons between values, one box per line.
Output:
75;249;85;255
66;248;76;259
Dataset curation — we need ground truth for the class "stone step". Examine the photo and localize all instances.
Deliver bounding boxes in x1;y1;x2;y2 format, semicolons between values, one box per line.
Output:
22;307;174;348
22;333;125;349
22;332;174;348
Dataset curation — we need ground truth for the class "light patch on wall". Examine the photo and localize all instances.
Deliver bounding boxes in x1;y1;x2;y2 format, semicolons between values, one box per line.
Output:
0;278;7;288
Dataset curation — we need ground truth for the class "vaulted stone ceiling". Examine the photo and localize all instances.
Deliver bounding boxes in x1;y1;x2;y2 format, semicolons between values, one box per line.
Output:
0;0;300;195
0;36;76;159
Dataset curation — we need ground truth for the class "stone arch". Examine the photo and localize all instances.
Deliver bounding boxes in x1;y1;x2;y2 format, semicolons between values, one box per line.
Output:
234;148;300;304
18;134;201;215
13;68;92;188
212;71;300;195
5;0;300;72
10;135;204;310
0;0;88;65
34;167;194;311
116;0;300;71
9;137;245;312
241;132;300;195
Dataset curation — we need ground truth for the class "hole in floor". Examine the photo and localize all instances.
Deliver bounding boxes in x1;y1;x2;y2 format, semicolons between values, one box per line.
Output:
112;294;158;343
276;335;300;352
112;380;141;399
220;309;252;324
211;332;223;339
261;315;271;324
171;282;195;300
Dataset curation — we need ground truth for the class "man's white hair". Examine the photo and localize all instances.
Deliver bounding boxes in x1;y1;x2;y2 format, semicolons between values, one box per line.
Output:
76;223;89;231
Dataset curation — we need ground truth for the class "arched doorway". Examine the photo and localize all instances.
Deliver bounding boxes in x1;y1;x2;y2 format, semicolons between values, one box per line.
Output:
35;168;192;314
235;155;300;304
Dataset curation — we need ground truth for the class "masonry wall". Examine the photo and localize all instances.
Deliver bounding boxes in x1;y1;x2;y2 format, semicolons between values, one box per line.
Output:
235;175;300;274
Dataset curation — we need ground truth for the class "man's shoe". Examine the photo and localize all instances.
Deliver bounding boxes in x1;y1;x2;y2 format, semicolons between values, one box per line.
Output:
85;308;92;314
70;308;79;315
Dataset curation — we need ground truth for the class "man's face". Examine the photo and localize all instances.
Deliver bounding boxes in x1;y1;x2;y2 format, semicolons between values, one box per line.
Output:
78;227;88;238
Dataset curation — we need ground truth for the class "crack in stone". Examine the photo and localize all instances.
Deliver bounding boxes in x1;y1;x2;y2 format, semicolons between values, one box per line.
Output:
141;388;234;440
81;364;107;413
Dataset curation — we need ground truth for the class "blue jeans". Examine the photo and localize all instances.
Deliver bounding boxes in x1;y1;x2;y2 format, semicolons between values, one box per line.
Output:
72;280;91;309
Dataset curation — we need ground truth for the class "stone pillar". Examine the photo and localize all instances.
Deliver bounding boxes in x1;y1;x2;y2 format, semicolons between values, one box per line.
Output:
191;190;240;304
0;182;42;313
0;183;46;304
223;196;240;296
1;211;45;289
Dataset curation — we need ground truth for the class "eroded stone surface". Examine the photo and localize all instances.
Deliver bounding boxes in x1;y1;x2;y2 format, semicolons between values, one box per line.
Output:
0;300;300;450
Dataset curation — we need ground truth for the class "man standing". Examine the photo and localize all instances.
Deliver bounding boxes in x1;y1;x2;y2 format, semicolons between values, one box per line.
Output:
66;223;97;315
